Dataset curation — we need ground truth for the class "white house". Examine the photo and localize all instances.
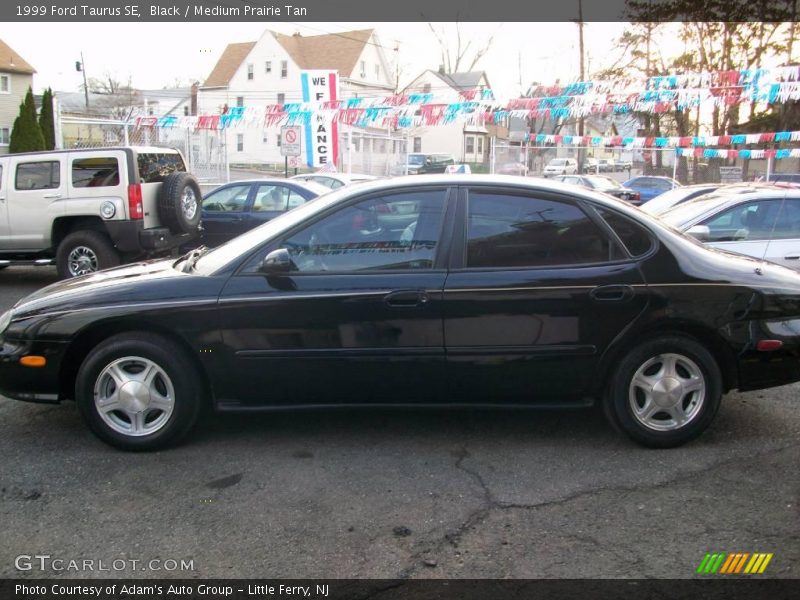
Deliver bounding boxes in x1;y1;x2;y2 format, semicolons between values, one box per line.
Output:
401;69;493;164
198;29;396;166
0;39;36;154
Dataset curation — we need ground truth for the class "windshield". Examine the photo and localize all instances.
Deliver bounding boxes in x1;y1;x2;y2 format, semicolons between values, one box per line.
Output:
585;176;620;189
193;188;350;274
408;154;425;166
549;159;566;166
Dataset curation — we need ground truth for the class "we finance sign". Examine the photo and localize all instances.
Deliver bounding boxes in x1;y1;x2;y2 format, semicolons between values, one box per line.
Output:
300;70;339;168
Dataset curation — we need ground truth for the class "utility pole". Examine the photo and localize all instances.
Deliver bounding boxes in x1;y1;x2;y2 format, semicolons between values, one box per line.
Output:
76;52;89;110
576;0;585;173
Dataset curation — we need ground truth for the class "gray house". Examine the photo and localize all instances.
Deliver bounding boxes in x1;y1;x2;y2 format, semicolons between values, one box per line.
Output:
0;39;36;154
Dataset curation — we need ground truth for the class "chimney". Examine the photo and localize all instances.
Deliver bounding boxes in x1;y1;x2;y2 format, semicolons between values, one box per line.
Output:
438;64;445;74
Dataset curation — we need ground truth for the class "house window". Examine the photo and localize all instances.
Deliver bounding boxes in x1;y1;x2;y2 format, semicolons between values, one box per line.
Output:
375;64;380;79
0;127;9;145
263;132;268;144
0;75;9;93
280;61;288;78
277;135;281;147
413;137;422;153
183;106;189;116
277;93;285;104
247;64;254;80
422;83;431;93
477;137;483;154
265;61;272;74
360;61;366;78
465;136;475;154
237;134;244;152
353;137;360;152
236;96;244;108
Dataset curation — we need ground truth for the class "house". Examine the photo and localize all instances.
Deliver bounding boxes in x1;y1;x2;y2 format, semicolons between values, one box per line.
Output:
0;39;36;155
401;69;501;165
198;28;396;166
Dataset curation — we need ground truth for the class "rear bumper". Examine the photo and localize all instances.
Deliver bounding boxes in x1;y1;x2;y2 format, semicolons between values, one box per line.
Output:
104;221;197;254
735;318;800;391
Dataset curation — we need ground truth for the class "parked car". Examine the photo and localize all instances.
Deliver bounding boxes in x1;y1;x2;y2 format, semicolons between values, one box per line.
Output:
197;179;328;247
497;162;528;176
3;175;800;451
290;172;375;190
392;153;456;176
543;158;578;177
598;158;615;173
554;174;641;204
660;185;800;271
0;147;201;278
623;176;681;202
583;158;600;173
640;183;723;216
756;173;800;184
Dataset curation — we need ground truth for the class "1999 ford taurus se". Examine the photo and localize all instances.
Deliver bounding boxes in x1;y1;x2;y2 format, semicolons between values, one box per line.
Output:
2;175;800;450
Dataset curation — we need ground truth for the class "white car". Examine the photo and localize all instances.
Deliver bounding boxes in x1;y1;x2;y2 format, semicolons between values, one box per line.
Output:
660;185;800;270
290;172;376;190
543;158;578;177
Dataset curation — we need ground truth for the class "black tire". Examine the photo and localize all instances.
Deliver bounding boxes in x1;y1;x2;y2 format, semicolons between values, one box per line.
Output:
158;172;202;235
76;332;203;451
605;336;722;448
56;230;120;279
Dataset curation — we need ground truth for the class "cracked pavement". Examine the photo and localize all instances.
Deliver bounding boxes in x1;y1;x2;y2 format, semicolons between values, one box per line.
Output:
1;268;798;579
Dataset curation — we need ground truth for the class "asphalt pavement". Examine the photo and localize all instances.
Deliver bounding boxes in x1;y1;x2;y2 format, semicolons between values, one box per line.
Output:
0;267;798;579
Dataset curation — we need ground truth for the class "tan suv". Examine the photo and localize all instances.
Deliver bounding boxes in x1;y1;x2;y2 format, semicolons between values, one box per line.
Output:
0;147;201;278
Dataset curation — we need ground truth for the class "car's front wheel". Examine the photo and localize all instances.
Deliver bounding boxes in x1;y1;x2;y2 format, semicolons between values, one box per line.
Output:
76;333;203;450
606;336;722;448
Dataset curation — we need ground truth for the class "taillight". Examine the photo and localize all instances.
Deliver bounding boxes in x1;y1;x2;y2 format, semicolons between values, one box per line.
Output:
127;184;143;219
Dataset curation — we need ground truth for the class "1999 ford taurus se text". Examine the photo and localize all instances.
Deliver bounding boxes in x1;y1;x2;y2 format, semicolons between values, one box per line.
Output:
2;176;800;450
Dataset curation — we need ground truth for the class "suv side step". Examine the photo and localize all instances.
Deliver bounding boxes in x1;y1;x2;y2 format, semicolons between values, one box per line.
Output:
0;259;55;267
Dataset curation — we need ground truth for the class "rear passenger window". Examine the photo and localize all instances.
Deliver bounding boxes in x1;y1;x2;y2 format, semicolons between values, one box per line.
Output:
466;192;623;268
137;153;186;183
596;208;654;257
16;161;60;190
72;157;120;188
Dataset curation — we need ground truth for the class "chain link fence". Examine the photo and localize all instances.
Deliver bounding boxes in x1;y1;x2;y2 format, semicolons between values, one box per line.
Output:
339;130;408;177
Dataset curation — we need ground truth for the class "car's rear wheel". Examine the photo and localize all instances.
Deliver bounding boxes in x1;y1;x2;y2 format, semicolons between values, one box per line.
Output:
606;336;722;448
56;230;120;279
76;332;203;450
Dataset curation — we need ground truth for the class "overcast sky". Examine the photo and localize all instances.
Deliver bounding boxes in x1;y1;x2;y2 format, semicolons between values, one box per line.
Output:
0;22;654;100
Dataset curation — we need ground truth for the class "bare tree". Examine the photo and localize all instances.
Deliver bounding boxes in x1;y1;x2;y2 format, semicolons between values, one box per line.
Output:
426;23;499;73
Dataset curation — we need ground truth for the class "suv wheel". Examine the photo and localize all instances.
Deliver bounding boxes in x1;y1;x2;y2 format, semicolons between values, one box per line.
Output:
76;332;203;450
158;173;202;235
56;230;120;279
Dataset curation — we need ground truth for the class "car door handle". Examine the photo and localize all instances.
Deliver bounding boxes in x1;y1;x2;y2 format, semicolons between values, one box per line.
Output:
42;193;62;199
589;285;634;302
384;290;429;308
784;255;800;261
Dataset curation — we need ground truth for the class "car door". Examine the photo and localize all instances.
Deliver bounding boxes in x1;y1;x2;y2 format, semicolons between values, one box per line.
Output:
764;196;800;269
701;199;782;262
0;159;8;248
216;186;454;407
200;183;254;247
5;155;66;249
442;186;649;404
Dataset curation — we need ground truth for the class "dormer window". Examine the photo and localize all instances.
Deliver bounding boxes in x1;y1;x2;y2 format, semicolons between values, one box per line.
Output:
360;61;366;78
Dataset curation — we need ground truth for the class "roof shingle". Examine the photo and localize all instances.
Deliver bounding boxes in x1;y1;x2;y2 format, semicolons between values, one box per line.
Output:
0;39;36;75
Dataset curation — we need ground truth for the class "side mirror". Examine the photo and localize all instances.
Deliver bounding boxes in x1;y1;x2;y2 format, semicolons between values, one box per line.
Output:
260;248;292;274
685;225;711;242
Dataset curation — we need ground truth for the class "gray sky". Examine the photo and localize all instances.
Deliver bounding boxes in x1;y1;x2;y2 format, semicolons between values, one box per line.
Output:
1;22;645;100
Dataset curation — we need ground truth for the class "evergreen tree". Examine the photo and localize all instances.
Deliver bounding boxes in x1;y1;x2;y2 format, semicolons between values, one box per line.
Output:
9;87;45;153
38;88;56;150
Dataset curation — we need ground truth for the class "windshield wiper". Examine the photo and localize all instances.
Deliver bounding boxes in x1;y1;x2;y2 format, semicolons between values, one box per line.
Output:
174;246;209;273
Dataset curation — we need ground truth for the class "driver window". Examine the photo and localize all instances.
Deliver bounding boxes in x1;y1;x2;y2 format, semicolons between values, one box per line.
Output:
702;200;782;242
278;189;446;272
202;184;250;212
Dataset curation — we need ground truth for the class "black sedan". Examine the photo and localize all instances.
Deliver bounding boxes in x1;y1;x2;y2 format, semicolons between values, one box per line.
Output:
553;174;641;204
2;176;800;451
198;179;329;247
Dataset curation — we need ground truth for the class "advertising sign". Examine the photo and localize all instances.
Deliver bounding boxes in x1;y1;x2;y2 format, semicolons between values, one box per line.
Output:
300;70;339;168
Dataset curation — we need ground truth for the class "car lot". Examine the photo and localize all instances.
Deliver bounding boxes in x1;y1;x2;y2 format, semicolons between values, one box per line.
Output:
0;266;798;579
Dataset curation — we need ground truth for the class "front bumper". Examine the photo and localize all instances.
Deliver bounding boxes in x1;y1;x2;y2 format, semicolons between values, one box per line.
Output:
0;338;67;403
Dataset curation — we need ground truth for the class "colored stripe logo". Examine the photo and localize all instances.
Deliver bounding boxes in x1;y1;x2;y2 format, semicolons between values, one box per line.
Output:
697;552;773;574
